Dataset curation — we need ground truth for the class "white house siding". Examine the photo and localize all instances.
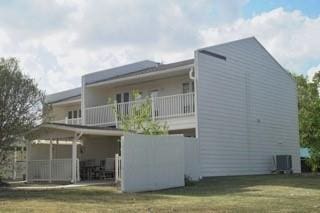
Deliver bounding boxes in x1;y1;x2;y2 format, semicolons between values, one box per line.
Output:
195;37;301;177
84;74;191;108
50;103;81;122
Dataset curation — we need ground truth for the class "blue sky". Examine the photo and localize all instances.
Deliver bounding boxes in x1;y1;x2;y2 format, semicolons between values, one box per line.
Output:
244;0;320;18
0;0;319;93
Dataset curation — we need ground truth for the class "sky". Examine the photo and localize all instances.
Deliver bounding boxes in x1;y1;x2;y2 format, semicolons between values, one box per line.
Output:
0;0;319;94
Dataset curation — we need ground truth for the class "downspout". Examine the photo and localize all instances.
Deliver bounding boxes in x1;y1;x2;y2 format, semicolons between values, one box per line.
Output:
189;67;195;80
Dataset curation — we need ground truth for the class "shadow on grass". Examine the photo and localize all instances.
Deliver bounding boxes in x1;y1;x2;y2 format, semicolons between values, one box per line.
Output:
0;175;319;204
156;174;320;197
0;184;170;205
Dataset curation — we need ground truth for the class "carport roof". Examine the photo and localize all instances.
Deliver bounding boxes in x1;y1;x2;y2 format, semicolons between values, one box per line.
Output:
30;123;124;140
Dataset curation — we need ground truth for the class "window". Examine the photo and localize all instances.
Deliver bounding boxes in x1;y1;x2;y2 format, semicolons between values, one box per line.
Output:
73;110;78;118
123;92;129;102
183;81;194;93
67;109;81;119
116;93;122;103
116;92;130;103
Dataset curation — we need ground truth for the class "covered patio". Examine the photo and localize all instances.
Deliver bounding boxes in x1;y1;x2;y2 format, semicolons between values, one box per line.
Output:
27;123;123;183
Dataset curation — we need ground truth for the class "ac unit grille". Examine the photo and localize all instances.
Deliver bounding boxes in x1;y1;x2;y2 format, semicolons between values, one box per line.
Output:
275;155;292;171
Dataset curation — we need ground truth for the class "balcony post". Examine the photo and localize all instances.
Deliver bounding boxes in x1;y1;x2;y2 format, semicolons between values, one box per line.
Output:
65;117;68;124
151;95;155;121
114;100;118;128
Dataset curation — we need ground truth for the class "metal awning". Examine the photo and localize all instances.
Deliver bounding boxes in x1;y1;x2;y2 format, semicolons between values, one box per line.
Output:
30;123;124;140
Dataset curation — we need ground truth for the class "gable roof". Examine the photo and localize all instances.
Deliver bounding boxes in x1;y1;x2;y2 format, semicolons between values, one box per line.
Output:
83;60;159;85
45;59;194;103
86;59;194;86
46;87;81;104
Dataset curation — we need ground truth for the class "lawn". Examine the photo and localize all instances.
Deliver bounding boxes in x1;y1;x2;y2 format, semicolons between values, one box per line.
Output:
0;175;320;212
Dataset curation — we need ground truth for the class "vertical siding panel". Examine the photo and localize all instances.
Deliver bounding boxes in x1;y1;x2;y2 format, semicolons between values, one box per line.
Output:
195;38;301;177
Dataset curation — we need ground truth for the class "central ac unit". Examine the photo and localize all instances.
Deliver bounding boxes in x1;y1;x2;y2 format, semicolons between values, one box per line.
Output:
274;155;292;173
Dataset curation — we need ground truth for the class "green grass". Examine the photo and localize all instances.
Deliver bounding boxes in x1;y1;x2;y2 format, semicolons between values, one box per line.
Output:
0;175;320;212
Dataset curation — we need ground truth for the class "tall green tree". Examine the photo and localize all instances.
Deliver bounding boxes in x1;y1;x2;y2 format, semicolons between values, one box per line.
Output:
293;72;320;172
0;58;46;177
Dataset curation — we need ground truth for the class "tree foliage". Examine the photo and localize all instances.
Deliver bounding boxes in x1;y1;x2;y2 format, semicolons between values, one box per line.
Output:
111;91;168;135
0;58;46;174
293;72;320;172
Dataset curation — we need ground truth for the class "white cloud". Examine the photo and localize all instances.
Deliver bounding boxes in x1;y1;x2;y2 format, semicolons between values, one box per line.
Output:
0;2;319;95
0;0;247;94
200;8;320;73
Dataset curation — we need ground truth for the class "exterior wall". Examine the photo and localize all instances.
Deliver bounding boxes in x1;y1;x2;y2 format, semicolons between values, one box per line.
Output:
121;134;185;192
169;128;196;137
164;117;196;131
30;144;72;160
79;136;120;162
49;102;81;122
195;38;301;177
85;74;191;108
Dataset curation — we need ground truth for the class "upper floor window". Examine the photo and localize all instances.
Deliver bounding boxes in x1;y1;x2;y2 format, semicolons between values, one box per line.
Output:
183;81;194;93
116;92;130;103
67;109;81;119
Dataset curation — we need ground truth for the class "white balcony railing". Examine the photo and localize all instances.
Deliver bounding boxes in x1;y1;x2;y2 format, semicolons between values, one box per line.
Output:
53;118;82;125
85;92;195;126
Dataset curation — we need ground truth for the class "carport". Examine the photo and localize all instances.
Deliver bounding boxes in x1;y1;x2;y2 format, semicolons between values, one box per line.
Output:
28;123;123;183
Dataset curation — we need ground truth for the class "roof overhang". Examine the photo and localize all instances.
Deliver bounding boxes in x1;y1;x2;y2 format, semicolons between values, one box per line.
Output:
51;97;81;107
30;123;124;140
86;64;193;88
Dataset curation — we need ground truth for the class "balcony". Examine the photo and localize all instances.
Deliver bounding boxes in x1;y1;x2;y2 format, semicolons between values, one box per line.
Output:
85;92;195;127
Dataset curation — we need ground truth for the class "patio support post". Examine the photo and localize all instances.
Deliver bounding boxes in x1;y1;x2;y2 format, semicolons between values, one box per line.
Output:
26;141;31;182
72;136;77;183
49;138;53;183
13;147;17;180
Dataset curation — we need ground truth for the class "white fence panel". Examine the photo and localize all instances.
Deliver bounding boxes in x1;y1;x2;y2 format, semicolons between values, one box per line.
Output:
27;158;77;182
27;160;50;181
184;137;200;181
121;134;185;192
15;161;26;179
52;159;72;181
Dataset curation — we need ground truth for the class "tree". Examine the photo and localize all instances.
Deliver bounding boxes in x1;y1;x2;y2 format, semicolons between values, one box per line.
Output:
0;58;46;178
111;90;168;135
293;72;320;172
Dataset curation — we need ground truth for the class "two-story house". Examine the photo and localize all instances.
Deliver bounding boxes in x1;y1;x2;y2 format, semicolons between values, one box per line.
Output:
27;37;301;183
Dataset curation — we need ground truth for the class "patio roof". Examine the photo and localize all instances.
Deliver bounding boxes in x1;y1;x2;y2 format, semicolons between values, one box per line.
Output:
30;123;124;140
